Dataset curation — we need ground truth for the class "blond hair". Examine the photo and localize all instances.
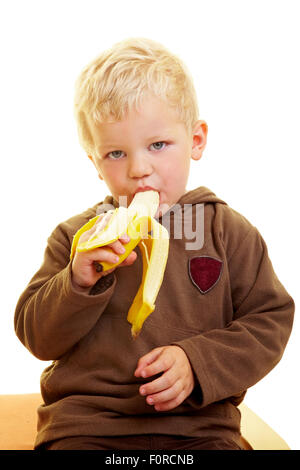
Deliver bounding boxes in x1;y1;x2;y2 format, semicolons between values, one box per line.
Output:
74;38;199;155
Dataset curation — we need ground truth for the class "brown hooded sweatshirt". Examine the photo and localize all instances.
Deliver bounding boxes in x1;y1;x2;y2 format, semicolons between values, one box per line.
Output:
14;187;294;448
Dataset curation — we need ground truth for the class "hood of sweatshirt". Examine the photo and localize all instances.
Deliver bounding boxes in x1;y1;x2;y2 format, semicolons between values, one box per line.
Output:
100;186;227;215
176;186;227;207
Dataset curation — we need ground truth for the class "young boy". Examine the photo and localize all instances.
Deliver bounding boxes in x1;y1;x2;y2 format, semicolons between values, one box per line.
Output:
14;38;294;450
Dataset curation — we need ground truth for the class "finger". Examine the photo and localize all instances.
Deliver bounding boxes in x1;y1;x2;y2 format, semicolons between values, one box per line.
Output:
119;232;131;244
145;381;181;406
90;246;136;275
119;250;137;266
89;247;120;266
134;347;164;377
139;369;175;396
138;349;174;378
108;239;128;255
154;391;187;412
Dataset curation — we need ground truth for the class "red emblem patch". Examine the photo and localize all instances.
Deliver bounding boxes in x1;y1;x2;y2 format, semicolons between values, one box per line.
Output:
188;256;223;294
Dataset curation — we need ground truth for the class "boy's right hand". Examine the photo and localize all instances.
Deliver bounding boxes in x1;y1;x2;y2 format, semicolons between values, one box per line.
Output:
71;215;137;292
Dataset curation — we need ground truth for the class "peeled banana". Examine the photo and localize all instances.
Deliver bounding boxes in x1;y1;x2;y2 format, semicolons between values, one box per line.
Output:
70;191;169;338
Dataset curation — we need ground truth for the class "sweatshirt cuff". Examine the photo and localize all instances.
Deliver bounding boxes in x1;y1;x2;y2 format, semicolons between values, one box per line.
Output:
171;338;214;408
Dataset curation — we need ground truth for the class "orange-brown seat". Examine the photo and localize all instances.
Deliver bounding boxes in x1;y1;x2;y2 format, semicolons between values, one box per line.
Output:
0;393;290;450
0;393;42;450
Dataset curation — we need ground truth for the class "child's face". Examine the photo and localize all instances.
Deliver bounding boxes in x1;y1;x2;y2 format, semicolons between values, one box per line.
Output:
88;95;207;216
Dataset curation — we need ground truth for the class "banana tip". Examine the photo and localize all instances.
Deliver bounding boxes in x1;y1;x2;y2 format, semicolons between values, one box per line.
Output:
131;327;141;339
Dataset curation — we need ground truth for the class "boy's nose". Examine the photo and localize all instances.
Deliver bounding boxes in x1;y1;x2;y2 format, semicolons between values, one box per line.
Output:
128;154;153;179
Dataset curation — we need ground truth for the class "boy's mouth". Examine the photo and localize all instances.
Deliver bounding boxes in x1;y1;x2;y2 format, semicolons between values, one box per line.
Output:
132;187;163;217
133;186;160;205
131;188;171;219
134;186;158;196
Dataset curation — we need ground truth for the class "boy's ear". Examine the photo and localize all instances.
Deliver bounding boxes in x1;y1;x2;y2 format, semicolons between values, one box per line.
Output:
88;154;104;180
191;120;208;161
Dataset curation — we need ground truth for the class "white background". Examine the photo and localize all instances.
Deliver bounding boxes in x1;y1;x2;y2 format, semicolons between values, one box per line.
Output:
0;0;299;449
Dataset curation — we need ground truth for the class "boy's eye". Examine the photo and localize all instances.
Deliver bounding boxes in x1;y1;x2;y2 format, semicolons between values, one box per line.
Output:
150;142;166;151
107;150;124;159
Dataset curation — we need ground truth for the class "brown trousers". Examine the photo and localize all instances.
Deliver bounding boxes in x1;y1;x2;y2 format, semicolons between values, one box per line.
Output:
42;434;245;450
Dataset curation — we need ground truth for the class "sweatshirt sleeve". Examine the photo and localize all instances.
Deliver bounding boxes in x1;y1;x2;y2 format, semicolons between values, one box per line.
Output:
14;222;116;361
173;226;294;408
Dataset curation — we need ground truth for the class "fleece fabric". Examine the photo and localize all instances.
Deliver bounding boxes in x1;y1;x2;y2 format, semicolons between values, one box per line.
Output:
14;187;294;449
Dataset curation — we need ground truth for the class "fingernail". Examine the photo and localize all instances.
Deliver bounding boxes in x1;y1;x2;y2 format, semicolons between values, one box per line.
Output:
140;388;146;395
141;370;146;378
113;255;119;263
147;397;154;404
119;246;126;254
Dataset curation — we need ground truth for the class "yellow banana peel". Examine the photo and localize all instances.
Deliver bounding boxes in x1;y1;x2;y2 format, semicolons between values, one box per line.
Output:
70;191;169;338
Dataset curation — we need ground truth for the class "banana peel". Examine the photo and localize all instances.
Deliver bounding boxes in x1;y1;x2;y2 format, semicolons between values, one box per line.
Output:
70;191;169;338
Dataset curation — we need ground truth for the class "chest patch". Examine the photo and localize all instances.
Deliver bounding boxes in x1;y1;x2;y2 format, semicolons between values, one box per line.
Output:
188;256;223;294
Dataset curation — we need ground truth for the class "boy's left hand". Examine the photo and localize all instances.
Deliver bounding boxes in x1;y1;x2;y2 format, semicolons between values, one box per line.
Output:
134;345;195;411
